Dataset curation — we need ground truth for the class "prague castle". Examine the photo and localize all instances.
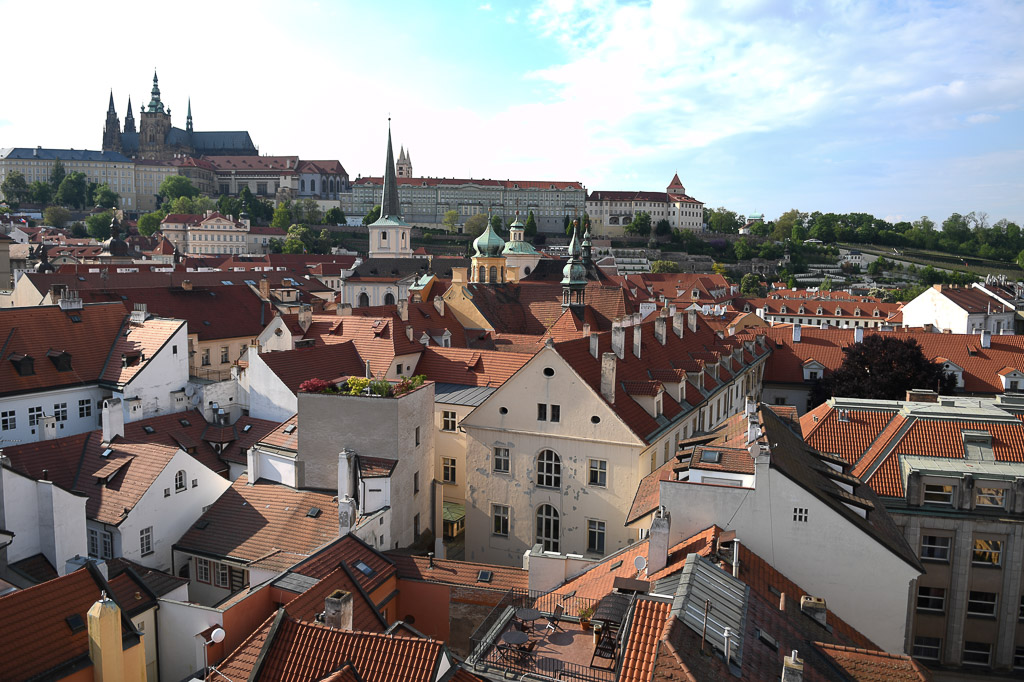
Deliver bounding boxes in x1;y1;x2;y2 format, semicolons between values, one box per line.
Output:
102;71;258;160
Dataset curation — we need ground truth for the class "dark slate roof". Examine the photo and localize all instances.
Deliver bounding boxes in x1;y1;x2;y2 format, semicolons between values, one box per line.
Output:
192;130;257;155
433;383;497;406
348;257;470;281
1;147;132;163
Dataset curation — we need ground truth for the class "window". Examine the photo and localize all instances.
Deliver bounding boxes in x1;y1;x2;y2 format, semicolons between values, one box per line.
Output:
442;410;457;432
493;447;510;473
588;459;607;487
924;483;954;505
413;472;419;494
912;636;941;661
587;519;606;553
201;348;210;366
88;529;107;559
79;399;92;419
967;591;997;617
220;346;230;363
916;586;945;612
28;405;42;426
196;557;211;584
175;470;186;492
976;488;1005;508
53;402;67;422
537;403;547;421
963;641;991;666
215;562;229;588
414;513;420;540
415;426;420;446
492;504;509;536
550;405;560;422
140;527;153;556
921;535;951;562
536;450;561;489
793;507;808;522
442;458;456;484
536;504;560;553
1015;646;1024;670
1;410;14;431
973;538;1002;566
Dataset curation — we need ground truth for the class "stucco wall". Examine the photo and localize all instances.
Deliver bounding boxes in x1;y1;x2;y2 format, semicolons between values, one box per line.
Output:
117;323;189;422
246;352;298;422
0;384;107;445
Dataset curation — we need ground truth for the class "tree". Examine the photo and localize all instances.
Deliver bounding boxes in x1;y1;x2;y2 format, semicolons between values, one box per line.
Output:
733;237;753;261
324;207;346;225
361;204;381;226
711;262;728;277
43;206;71;228
524;211;538;238
165;195;216;215
442;209;459;233
273;201;295;229
464;213;488;238
705;207;743;233
86;210;114;240
1;170;29;206
810;335;956;407
28;181;54;205
282;236;306;254
137;212;164;236
819;276;833;291
93;184;119;209
625;211;652;236
49;158;66;190
490;214;503;233
650;260;680;273
70;222;87;238
159;175;198;201
296;198;322;225
55;172;88;209
740;273;761;296
655;218;672;237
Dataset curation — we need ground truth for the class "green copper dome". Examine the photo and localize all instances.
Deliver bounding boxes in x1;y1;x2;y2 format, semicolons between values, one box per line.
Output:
561;228;586;284
472;223;505;258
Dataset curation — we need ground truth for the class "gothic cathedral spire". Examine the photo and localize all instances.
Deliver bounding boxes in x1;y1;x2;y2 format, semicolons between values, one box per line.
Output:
147;69;164;113
124;96;135;134
187;98;193;133
380;120;401;221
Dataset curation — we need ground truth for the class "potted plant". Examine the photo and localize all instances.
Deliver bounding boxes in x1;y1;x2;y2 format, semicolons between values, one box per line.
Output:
578;605;595;630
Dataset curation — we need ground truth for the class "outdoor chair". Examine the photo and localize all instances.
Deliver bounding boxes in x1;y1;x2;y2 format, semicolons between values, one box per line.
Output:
543;605;565;632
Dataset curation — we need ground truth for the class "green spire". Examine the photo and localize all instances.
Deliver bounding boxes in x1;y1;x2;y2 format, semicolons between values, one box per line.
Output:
147;69;164;113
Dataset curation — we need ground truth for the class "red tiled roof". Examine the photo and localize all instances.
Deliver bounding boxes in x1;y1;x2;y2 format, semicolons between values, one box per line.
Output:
800;407;899;465
354;176;584;190
9;553;58;583
260;342;367;393
620;599;671;682
935;285;1008;314
257;414;299;451
413;346;531;386
387;553;528;592
101;316;184;385
690;446;755;474
205;155;300;172
814;642;931;681
292;535;395;593
358;456;397;478
282;566;386;632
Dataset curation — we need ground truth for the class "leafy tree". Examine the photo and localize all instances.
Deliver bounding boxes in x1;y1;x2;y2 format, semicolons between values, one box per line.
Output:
296;198;322;225
217;195;243;219
810;335;956;407
273;201;295;229
464;213;488;238
490;214;503;233
733;237;753;261
165;195;216;215
55;172;88;209
625;211;652;236
43;206;71;228
712;262;728;276
70;222;87;238
786;275;798;289
137;212;164;236
650;260;680;273
443;209;459;233
49;158;66;190
524;211;538;238
86;210;114;240
791;224;808;242
819;276;833;291
1017;249;1024;270
159;175;199;201
773;209;807;242
28;181;54;205
739;273;761;296
282;236;306;254
362;204;381;226
1;170;29;206
655;218;672;237
324;207;346;225
93;184;119;209
563;215;571;233
267;238;284;253
705;207;743;233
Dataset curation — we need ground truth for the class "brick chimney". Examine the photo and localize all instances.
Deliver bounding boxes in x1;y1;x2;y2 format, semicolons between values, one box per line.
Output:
782;650;804;682
337;302;352;317
406;324;414;342
323;589;353;630
181;279;193;292
601;352;617;404
258;275;270;300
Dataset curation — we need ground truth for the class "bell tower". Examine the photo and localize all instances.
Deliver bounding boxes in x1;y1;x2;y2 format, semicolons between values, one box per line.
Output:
139;70;172;159
102;91;121;152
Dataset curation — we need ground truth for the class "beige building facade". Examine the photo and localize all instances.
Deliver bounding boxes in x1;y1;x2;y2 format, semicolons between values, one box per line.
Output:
586;174;704;237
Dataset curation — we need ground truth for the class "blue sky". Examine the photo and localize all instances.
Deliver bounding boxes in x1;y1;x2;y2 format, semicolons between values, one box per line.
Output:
2;0;1022;224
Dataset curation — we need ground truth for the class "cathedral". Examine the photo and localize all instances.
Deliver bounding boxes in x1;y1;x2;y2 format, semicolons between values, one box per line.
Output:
102;71;258;160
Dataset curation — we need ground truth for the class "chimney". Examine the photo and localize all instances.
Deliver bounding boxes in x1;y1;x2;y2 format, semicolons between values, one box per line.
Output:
298;307;312;333
258;275;270;300
654;317;667;345
732;538;741;578
611;323;625;360
39;415;57;442
88;595;125;681
853;326;863;344
397;298;409;321
800;595;827;627
582;322;591;336
981;329;991;348
782;650;804;682
58;290;83;311
433;296;445;316
589;332;600;359
779;592;787;612
723;627;735;666
687;310;697;333
337;449;354;499
323;589;354;630
647;508;670;576
672;311;685;338
336;302;352;317
181;279;193;292
102;399;124;442
405;324;414;342
601;353;617;404
632;325;642;358
338;494;357;537
792;324;801;343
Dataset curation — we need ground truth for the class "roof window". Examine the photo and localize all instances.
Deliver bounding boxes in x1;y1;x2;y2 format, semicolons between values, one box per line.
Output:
47;350;72;372
142;425;155;434
353;560;376;577
477;570;493;583
283;424;297;435
179;418;191;427
306;506;322;518
242;424;252;432
700;450;722;464
9;353;34;376
65;614;86;634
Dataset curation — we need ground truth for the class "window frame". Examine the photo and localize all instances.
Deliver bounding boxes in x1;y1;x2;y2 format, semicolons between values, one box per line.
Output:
535;504;560;553
53;402;68;422
196;557;211;584
923;483;955;505
912;636;941;661
28;405;42;426
966;590;998;617
588;459;608;487
920;535;951;562
536;450;562;489
972;538;1003;567
537;403;547;421
587;519;606;554
492;504;510;537
963;641;992;666
916;585;946;612
442;457;456;484
493;446;510;474
78;398;92;419
441;410;457;432
140;526;153;556
975;487;1006;509
214;562;230;588
174;469;187;492
0;410;15;431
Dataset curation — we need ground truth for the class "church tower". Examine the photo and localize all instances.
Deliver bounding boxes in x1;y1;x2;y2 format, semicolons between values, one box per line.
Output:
470;214;507;284
123;96;136;134
102;91;122;152
186;98;193;134
367;122;414;259
396;146;413;178
561;220;586;308
139;70;172;159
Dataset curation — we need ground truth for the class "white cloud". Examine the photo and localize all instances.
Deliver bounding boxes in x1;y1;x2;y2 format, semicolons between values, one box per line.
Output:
478;3;492;10
967;113;999;125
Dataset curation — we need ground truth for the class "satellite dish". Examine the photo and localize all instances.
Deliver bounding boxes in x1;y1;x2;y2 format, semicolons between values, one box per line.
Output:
184;384;195;397
633;555;648;574
191;394;201;406
209;627;226;644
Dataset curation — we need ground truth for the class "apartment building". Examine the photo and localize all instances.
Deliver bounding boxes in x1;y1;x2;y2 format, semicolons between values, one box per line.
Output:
0;147;139;209
586;173;704;236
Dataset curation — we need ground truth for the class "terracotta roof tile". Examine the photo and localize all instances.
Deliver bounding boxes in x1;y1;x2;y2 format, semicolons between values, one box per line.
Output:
282;566;386;632
257;414;300;451
261;342;367;393
292;535;395;592
387;553;528;591
619;599;671;682
813;642;931;681
413;346;531;386
358;456;398;478
800;408;899;465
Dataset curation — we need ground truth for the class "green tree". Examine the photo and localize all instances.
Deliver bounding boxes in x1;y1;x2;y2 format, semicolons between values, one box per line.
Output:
43;206;71;228
362;204;381;226
773;209;807;241
625;211;652;236
70;222;87;238
1018;249;1024;270
443;209;459;233
655;218;672;237
273;201;295;229
711;262;728;277
55;172;88;209
787;275;798;289
819;276;833;291
791;224;808;242
49;158;66;190
282;236;306;254
524;211;538;238
324;207;346;225
86;210;114;240
1;170;29;206
705;207;742;233
217;195;243;219
296;198;322;225
159;175;198;201
93;184;119;209
739;273;761;296
490;214;503;233
165;195;216;215
650;260;680;273
464;212;488;238
137;212;164;236
28;181;54;205
733;237;753;260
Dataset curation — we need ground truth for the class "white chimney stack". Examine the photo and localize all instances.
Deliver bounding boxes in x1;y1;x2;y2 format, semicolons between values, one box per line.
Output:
632;325;642;359
981;329;991;348
101;399;124;443
647;508;670;576
654;317;667;345
589;332;600;359
854;326;864;344
601;353;617;404
611;323;625;360
338;494;357;537
792;324;801;343
672;311;685;338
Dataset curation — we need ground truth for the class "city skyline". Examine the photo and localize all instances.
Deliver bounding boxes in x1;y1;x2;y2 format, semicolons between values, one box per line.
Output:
2;0;1022;224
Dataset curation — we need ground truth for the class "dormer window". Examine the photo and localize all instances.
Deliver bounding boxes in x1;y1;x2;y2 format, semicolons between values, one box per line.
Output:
817;307;823;315
9;353;34;376
854;308;861;317
47;350;72;372
835;307;842;316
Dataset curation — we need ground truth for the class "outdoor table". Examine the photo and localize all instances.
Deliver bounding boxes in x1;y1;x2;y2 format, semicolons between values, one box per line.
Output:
516;607;542;623
502;630;529;646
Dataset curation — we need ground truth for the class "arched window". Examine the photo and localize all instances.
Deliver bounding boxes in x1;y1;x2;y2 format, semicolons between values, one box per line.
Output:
489;266;498;282
536;450;561;489
300;179;305;192
479;266;486;283
536;504;560;553
311;180;316;193
358;292;369;308
174;469;186;492
384;292;395;305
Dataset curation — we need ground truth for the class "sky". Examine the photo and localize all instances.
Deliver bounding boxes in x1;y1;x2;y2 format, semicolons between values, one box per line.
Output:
2;0;1023;225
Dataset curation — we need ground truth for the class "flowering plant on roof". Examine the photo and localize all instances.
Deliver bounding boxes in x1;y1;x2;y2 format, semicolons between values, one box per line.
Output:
298;377;337;394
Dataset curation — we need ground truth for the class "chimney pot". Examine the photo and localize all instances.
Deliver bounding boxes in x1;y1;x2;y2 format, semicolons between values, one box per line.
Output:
324;589;354;630
799;595;827;627
601;352;617;404
632;325;642;358
654;317;667;345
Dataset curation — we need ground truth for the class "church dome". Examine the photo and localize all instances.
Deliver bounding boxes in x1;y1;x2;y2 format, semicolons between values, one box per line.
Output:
472;223;505;258
102;215;130;257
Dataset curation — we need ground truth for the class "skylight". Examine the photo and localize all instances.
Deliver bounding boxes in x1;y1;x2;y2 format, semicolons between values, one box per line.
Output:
179;418;191;427
142;426;155;434
700;450;722;464
242;424;252;432
100;448;113;458
477;570;493;583
353;560;376;577
283;424;297;435
306;506;322;518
